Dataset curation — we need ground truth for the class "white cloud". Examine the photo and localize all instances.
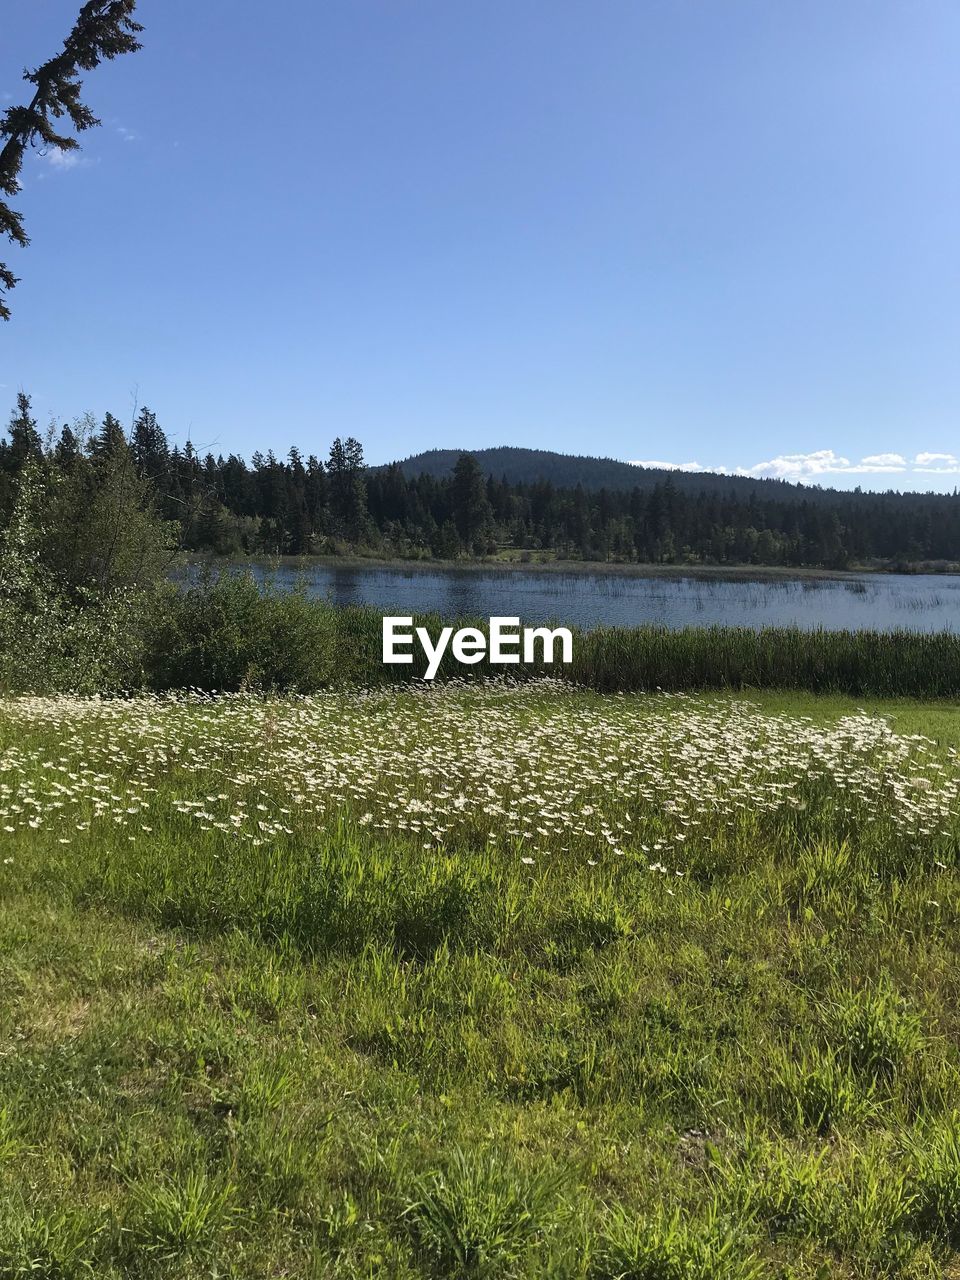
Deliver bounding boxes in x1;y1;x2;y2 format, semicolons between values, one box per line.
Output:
915;452;957;465
913;452;960;472
629;459;712;472
738;450;853;479
860;453;907;469
43;148;86;171
746;451;914;479
626;448;957;484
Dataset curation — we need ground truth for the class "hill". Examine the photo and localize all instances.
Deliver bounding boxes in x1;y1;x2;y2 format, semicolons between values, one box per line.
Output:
386;446;807;498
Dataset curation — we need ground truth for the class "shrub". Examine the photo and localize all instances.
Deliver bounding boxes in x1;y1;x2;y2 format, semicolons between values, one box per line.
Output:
0;463;151;693
145;571;339;691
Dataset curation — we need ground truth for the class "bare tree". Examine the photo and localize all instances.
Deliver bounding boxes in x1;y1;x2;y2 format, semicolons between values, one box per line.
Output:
0;1;142;321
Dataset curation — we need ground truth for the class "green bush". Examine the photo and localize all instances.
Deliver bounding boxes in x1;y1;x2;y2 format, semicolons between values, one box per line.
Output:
145;571;339;692
0;464;151;694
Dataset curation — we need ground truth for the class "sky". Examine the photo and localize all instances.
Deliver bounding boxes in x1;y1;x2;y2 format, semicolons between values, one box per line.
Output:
2;0;959;491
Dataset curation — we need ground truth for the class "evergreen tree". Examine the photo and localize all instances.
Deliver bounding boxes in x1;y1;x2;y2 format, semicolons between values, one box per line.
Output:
54;424;81;470
327;437;368;542
5;392;43;471
451;453;493;553
6;391;960;568
91;412;127;465
131;407;169;482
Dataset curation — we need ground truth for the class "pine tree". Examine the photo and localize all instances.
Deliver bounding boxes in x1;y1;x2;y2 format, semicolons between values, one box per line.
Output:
451;453;493;553
54;424;81;470
6;392;43;471
91;412;127;465
327;437;369;543
131;408;169;482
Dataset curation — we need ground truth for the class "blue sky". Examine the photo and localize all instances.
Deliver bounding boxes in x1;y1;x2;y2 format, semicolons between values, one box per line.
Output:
2;0;959;490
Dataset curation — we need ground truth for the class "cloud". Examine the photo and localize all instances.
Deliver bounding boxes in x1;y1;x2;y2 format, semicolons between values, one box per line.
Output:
913;452;960;472
626;449;959;484
629;459;714;473
43;148;87;171
738;450;854;479
116;125;139;143
745;451;916;479
915;452;957;465
860;453;907;468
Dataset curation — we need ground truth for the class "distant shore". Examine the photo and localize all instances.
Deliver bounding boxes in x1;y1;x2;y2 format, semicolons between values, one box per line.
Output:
180;553;960;581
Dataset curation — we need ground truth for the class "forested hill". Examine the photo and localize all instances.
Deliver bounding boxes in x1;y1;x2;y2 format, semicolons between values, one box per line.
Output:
388;447;807;499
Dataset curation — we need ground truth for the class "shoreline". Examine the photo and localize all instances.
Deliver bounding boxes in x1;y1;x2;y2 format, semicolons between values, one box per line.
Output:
178;554;960;582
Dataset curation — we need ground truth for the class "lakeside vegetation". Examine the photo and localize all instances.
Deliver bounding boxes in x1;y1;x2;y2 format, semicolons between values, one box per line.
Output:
225;551;960;577
2;682;960;1277
8;558;960;699
156;581;960;698
2;406;959;702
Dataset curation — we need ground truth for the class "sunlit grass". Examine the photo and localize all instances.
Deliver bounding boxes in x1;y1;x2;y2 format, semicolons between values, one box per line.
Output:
1;684;960;1276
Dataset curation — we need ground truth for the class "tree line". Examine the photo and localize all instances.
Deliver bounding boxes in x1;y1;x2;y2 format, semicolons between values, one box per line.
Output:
3;394;960;569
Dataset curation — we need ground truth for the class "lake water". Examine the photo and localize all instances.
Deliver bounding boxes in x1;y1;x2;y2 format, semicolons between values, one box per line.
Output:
240;563;960;633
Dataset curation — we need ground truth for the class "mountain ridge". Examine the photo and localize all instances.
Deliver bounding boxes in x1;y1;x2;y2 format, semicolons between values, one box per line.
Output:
381;446;817;498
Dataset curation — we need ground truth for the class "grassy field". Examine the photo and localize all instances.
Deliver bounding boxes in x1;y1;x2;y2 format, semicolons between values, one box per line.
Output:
2;682;960;1278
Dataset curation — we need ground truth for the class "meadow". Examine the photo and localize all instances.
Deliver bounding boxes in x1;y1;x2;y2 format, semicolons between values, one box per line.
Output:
2;681;960;1277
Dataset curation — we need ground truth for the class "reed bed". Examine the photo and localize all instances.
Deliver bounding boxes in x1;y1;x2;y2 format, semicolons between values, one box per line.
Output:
320;604;960;697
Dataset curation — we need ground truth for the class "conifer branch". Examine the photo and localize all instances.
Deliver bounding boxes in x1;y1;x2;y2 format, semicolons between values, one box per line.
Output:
0;2;142;320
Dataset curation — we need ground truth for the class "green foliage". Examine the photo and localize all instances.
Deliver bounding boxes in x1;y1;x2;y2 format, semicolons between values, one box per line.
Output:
146;571;339;692
905;1117;960;1242
0;1199;108;1279
452;452;494;554
7;395;960;564
0;462;150;692
771;1049;878;1135
829;984;925;1082
567;623;960;697
151;601;960;698
44;419;178;597
0;402;179;692
327;436;370;544
130;1170;236;1260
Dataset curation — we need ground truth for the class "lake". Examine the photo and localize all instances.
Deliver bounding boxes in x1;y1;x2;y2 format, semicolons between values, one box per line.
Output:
237;563;960;633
